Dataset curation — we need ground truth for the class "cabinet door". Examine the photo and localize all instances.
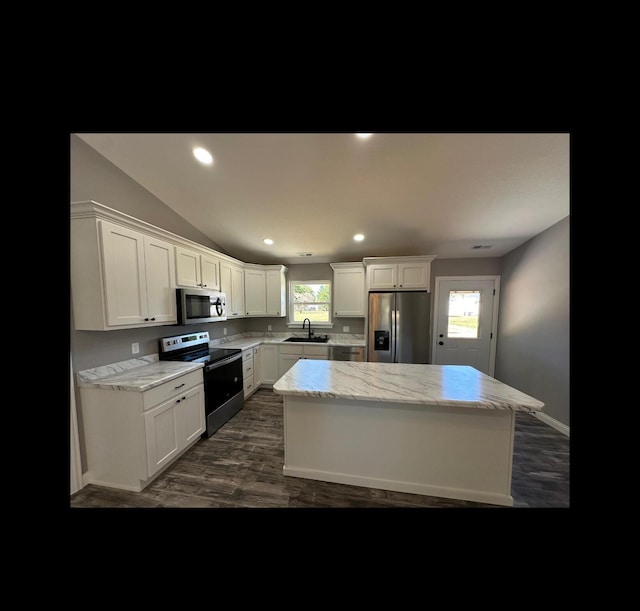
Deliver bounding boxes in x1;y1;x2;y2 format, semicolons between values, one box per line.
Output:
200;254;220;290
279;354;301;378
100;221;148;326
175;246;202;288
244;269;266;315
266;269;286;317
261;345;279;384
398;262;429;289
220;262;245;317
144;236;177;324
333;266;365;316
253;345;262;387
367;264;397;290
177;384;205;447
145;397;180;477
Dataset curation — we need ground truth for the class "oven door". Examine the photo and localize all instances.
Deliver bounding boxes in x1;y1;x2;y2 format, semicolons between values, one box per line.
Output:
202;353;244;436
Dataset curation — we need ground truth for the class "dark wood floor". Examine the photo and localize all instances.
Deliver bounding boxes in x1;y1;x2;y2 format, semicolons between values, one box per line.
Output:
70;388;570;509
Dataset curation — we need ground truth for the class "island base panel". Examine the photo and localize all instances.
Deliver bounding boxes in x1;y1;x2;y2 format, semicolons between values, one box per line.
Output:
282;396;515;507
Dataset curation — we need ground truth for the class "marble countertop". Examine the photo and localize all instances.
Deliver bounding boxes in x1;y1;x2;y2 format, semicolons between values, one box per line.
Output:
77;360;203;392
217;334;365;351
273;360;544;412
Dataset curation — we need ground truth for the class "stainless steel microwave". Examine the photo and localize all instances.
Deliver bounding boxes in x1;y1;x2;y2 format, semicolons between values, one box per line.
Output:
177;288;227;324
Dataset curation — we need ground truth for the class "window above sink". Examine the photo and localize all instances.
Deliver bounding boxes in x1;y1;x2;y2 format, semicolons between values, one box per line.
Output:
287;280;333;329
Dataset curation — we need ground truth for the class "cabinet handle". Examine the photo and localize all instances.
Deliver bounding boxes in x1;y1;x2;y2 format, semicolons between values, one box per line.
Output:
399;285;403;287
174;383;186;389
177;396;186;402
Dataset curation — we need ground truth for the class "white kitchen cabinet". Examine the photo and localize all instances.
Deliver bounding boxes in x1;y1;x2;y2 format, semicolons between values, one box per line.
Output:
266;267;287;317
244;267;267;316
364;256;436;291
242;348;257;398
80;368;205;491
243;265;287;317
330;262;365;317
145;383;204;477
175;246;220;290
278;344;329;378
220;260;246;318
260;344;279;385
253;345;263;388
71;217;177;330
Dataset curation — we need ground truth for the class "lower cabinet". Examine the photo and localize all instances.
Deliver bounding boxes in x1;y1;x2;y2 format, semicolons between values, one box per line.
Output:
144;384;204;477
80;369;205;492
242;348;256;398
278;344;329;378
260;344;279;386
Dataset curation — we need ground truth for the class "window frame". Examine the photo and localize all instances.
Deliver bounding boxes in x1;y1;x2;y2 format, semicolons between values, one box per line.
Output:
287;279;333;328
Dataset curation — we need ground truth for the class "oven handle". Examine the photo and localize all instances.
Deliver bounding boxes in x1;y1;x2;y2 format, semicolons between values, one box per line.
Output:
205;352;243;372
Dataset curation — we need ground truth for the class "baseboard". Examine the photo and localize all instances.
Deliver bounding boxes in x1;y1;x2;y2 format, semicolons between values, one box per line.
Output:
533;411;570;437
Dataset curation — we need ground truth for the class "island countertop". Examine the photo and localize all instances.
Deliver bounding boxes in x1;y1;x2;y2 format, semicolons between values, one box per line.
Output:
273;359;544;412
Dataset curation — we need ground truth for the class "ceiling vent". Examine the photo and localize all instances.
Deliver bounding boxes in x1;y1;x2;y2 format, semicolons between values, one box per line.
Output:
297;252;313;257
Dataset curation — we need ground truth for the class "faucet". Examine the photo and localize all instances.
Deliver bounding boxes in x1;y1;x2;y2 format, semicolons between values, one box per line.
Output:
302;318;312;339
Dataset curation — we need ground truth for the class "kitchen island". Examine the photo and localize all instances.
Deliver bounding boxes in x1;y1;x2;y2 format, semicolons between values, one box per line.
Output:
273;360;544;506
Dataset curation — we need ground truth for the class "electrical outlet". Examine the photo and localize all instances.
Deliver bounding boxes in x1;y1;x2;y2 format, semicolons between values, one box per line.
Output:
268;325;272;331
343;326;350;333
131;342;139;354
223;327;227;335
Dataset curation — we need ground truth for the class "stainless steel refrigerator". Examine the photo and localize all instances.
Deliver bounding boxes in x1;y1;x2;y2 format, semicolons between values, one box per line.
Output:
367;291;431;363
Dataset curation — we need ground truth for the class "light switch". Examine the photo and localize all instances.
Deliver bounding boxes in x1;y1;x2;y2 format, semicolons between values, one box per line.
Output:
131;342;139;354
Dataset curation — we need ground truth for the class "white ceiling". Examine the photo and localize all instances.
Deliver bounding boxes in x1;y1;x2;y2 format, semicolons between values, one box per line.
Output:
75;132;570;265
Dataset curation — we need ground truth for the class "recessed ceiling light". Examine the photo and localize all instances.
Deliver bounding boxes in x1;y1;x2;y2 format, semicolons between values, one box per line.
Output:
353;233;365;241
356;133;373;140
193;147;213;165
263;238;274;245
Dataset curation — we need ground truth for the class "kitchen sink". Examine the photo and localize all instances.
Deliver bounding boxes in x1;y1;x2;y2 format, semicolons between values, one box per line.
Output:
284;336;329;343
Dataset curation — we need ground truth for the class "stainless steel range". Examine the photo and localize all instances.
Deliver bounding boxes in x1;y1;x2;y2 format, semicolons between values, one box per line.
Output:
159;331;244;438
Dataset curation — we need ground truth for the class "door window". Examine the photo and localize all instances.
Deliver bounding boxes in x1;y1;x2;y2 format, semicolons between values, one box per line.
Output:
447;290;480;338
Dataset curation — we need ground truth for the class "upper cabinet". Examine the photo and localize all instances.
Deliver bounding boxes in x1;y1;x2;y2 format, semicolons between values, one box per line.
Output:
364;256;436;291
71;216;177;330
220;260;245;319
266;267;287;317
330;262;365;317
244;265;288;317
244;267;266;316
175;246;220;290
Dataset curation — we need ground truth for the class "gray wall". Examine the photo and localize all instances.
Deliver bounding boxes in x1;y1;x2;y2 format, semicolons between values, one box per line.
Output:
70;135;224;251
494;216;570;426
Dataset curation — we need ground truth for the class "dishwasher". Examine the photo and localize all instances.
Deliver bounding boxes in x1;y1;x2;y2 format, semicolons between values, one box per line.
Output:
328;346;365;361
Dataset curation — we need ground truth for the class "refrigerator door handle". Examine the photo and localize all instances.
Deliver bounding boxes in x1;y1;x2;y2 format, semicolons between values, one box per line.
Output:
391;305;397;362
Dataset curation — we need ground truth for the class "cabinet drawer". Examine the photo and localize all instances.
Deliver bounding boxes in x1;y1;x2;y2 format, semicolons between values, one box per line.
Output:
244;374;254;396
279;345;304;356
242;349;254;363
142;369;203;411
243;357;254;378
304;345;329;357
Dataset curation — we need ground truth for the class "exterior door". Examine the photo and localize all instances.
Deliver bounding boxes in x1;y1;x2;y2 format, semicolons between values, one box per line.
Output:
432;276;500;376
